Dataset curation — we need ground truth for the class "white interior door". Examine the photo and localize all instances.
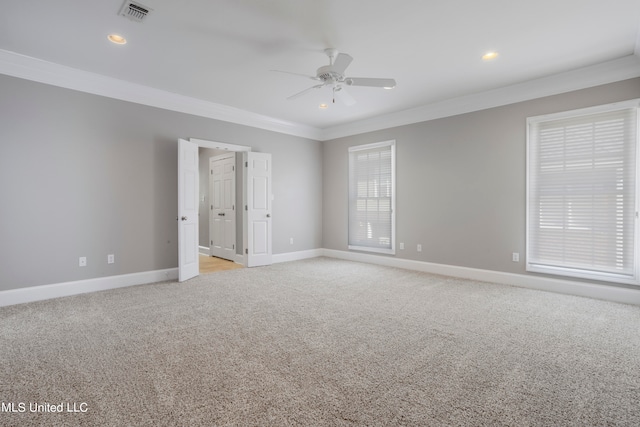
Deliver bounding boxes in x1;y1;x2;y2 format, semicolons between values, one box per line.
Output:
244;152;272;267
210;153;236;261
178;138;199;281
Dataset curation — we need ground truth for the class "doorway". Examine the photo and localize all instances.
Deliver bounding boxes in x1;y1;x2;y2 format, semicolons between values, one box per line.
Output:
197;143;245;273
199;254;243;273
178;138;273;281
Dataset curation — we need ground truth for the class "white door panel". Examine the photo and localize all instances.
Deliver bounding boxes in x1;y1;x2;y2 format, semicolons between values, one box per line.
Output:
210;153;236;261
245;152;272;267
178;138;199;282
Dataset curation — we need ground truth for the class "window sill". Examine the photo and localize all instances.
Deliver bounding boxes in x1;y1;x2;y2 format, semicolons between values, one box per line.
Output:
348;245;395;255
526;263;638;286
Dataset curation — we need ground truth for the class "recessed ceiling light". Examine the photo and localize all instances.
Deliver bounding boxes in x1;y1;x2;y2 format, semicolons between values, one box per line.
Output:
107;34;127;45
383;86;395;90
482;51;499;61
319;103;328;109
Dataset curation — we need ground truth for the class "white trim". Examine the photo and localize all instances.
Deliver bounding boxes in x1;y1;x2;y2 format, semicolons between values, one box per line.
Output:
3;250;640;307
347;140;395;152
527;98;640;122
272;249;324;264
0;268;178;307
321;55;640;140
321;249;640;306
0;49;321;141
190;138;252;152
348;140;396;254
199;246;210;256
1;49;639;142
525;100;640;286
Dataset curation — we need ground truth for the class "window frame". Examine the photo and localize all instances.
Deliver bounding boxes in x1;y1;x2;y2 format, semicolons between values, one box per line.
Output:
526;99;640;285
348;140;396;255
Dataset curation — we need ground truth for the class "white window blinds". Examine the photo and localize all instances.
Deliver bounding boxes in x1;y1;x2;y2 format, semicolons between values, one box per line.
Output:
527;101;639;284
349;140;395;254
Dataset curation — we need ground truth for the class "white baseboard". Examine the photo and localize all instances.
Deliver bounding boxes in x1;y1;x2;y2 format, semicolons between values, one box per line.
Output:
273;249;324;264
0;268;178;307
321;249;640;306
4;249;639;308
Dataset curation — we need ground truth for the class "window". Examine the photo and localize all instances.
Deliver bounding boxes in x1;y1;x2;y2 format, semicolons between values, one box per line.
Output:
527;100;639;284
349;140;396;254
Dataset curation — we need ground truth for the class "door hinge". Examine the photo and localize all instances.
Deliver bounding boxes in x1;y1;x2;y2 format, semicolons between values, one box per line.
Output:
232;244;235;250
245;249;248;254
211;170;213;175
232;204;235;210
245;205;248;211
211;240;213;245
245;161;248;167
211;205;213;210
232;166;235;171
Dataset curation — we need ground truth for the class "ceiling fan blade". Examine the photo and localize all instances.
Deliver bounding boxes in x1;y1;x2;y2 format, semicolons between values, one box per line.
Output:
332;53;353;74
345;77;396;88
271;70;320;81
333;86;356;106
287;84;325;100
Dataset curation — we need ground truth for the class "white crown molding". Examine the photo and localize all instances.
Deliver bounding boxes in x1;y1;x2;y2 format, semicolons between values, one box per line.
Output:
322;249;640;306
1;49;638;143
320;55;640;141
0;49;322;141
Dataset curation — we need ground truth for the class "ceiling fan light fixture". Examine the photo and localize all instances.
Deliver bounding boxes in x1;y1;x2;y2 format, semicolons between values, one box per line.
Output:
482;51;499;61
107;34;127;45
319;103;328;109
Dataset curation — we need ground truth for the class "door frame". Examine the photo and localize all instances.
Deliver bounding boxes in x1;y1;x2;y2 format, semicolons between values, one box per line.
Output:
190;138;252;266
209;152;236;261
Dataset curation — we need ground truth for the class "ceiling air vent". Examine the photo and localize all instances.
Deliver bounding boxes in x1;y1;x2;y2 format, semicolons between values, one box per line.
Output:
118;1;152;22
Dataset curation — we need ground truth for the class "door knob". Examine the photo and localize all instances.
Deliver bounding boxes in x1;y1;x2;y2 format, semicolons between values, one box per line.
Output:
181;216;187;221
266;214;271;218
218;213;225;216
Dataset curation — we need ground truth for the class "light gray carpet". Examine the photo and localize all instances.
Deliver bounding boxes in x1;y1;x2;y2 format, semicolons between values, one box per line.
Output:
1;257;639;426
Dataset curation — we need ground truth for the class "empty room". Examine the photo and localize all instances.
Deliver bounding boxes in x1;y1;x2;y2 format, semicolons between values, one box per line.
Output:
1;1;640;425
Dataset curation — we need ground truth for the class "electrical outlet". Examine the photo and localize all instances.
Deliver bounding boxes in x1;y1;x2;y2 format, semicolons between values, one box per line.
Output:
79;257;87;267
417;244;422;252
399;242;404;250
512;252;520;262
289;238;294;245
108;254;115;264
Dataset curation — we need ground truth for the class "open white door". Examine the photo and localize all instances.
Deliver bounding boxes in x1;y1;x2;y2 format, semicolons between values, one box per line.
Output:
178;138;199;281
244;152;272;267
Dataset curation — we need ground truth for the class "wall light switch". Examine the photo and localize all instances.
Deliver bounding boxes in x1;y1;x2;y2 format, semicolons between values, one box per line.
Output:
399;242;404;250
79;257;87;267
417;244;422;252
512;252;520;262
108;254;115;264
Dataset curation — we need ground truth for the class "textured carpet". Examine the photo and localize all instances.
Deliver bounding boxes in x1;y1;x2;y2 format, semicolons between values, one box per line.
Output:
1;257;639;426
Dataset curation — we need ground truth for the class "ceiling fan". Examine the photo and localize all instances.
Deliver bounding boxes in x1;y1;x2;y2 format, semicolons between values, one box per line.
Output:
273;48;396;106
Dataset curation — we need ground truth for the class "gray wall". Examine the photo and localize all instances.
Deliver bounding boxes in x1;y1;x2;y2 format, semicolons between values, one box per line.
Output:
0;74;322;292
323;78;640;278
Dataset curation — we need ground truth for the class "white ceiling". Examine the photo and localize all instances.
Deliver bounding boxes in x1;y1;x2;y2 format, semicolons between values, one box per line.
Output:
1;0;639;137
